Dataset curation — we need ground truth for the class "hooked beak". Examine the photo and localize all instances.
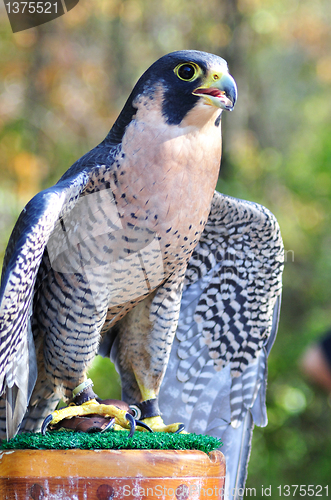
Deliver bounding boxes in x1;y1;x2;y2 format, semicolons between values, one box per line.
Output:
193;71;237;111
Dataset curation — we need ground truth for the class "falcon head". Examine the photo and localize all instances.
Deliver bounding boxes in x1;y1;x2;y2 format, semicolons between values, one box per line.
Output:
142;50;237;124
109;50;237;143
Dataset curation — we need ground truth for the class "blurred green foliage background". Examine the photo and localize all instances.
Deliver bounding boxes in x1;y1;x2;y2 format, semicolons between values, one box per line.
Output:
1;0;331;495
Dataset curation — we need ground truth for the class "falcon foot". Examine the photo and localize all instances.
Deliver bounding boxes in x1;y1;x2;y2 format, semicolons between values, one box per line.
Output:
41;399;153;437
141;415;185;434
41;380;153;436
41;414;115;433
129;398;185;433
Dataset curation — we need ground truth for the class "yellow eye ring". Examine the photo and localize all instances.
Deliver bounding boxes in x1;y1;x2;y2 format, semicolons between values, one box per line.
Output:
174;62;201;82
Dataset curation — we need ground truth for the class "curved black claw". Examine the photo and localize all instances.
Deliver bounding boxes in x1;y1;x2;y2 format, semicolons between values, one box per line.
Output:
41;414;53;435
135;420;154;433
100;417;115;433
126;412;136;438
174;423;185;434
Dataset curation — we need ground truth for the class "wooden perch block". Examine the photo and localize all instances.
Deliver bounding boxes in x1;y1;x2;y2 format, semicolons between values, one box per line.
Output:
0;449;225;499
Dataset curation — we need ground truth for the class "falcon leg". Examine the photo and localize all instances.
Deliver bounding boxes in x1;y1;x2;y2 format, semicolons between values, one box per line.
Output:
113;277;186;433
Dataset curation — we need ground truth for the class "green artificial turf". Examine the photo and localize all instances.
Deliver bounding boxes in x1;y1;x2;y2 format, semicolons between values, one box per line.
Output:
1;430;222;454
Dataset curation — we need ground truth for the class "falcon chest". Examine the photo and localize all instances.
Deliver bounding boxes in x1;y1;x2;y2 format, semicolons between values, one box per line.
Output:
109;95;223;269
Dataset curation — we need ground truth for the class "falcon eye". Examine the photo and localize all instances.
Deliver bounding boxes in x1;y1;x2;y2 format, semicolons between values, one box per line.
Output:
174;62;200;82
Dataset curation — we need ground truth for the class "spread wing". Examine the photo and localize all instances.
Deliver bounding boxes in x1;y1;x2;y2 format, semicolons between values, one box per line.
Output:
159;190;284;500
0;165;93;437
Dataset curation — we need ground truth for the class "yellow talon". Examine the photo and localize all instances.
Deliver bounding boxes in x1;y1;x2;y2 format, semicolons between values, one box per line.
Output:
142;416;185;433
46;399;131;430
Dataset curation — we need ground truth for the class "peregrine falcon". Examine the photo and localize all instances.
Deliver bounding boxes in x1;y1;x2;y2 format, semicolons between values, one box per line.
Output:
0;50;283;498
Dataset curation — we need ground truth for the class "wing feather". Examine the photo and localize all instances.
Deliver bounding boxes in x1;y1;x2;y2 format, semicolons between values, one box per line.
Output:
0;168;90;436
159;191;284;500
